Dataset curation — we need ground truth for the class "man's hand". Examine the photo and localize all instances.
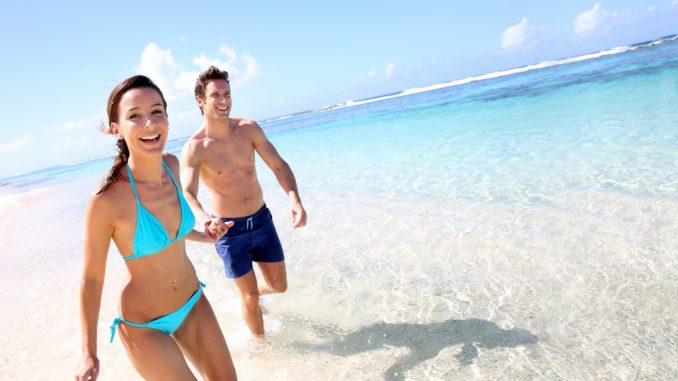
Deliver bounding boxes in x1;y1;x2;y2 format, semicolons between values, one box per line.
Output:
290;202;307;228
203;218;234;239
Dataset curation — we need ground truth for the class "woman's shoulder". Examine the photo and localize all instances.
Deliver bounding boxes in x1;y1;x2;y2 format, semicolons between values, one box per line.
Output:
162;152;181;177
90;173;132;209
85;187;119;226
162;152;179;167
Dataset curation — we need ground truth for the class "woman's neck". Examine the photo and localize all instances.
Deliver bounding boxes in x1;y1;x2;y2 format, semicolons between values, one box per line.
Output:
126;154;165;184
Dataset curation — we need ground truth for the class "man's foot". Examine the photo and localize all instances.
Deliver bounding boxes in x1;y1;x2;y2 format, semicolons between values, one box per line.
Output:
248;336;273;353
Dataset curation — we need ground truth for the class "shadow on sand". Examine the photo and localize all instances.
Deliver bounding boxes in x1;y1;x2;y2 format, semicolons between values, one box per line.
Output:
290;317;537;381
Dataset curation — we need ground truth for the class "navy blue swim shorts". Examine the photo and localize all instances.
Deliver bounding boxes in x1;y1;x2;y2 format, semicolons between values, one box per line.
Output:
214;204;285;278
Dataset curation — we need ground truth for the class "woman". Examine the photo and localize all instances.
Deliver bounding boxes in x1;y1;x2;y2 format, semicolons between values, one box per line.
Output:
75;75;237;380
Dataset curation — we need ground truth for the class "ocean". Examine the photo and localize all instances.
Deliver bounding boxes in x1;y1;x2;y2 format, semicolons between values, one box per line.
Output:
0;36;676;380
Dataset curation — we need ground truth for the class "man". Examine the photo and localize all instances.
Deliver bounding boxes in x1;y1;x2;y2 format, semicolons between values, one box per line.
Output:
181;66;307;338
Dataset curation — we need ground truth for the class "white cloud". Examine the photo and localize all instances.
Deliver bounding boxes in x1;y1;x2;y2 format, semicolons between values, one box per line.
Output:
163;108;202;139
137;43;186;100
175;70;199;95
192;54;234;73
47;121;118;160
385;63;396;78
44;112;106;132
237;53;261;88
648;5;656;12
574;3;612;35
0;120;116;178
353;62;399;86
49;135;108;154
137;43;261;100
219;45;238;63
673;0;678;7
0;133;32;153
501;17;537;50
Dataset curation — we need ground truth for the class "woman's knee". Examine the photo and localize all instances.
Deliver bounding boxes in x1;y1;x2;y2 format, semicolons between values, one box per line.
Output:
204;362;237;381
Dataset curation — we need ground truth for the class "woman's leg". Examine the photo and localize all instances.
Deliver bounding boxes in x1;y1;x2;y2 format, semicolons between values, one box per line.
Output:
118;324;197;381
173;294;238;381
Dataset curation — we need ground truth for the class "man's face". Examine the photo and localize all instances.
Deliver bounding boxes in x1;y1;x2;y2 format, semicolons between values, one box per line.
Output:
199;79;231;118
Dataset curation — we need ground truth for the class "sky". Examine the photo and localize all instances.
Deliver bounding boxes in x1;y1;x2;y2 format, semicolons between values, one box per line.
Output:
0;0;676;178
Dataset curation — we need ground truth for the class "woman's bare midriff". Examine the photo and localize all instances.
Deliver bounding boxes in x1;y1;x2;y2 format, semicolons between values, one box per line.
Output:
119;243;199;323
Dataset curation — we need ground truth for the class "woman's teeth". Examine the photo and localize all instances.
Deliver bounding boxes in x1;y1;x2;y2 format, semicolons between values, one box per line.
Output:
140;134;160;142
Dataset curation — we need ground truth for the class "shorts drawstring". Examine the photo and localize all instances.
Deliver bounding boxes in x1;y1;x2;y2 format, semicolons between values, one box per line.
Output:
246;217;254;231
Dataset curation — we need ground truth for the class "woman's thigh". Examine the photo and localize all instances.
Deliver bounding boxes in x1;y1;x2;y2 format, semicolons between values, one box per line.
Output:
174;295;237;381
119;324;196;381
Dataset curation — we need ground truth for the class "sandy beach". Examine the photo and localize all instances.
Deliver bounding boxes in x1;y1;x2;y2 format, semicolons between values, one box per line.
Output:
0;170;676;380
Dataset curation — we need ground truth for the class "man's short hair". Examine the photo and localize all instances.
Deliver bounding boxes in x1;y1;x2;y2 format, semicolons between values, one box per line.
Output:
195;66;229;99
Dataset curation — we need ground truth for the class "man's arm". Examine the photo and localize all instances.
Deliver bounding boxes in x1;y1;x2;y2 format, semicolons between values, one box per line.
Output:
250;121;307;228
180;140;211;222
180;140;230;236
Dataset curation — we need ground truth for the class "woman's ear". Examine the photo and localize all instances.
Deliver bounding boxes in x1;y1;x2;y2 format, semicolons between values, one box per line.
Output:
110;122;121;138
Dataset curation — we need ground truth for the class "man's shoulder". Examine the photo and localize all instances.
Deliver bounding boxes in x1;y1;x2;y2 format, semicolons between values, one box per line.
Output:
232;118;263;140
186;126;208;143
184;129;209;150
233;117;260;129
181;133;208;164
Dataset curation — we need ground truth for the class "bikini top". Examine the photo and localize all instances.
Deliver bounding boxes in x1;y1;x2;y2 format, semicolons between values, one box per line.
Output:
123;162;196;260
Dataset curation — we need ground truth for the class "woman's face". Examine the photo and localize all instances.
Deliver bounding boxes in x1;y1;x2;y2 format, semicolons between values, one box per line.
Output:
111;87;168;156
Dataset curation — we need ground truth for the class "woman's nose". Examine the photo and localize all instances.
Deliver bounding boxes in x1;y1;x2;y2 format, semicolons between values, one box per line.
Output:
144;115;158;127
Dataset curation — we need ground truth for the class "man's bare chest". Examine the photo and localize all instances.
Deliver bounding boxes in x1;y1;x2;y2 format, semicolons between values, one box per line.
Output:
203;141;255;170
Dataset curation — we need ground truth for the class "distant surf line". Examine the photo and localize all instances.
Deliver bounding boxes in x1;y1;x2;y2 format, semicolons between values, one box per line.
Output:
262;34;678;123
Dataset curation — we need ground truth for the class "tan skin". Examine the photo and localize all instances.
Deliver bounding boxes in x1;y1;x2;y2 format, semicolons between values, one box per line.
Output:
181;79;306;336
75;88;236;381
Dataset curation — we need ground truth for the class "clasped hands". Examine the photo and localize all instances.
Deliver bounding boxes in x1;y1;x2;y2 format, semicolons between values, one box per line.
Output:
203;218;234;239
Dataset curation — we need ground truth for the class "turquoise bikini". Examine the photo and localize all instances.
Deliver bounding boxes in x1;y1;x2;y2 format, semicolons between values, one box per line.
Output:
110;161;200;343
123;161;195;260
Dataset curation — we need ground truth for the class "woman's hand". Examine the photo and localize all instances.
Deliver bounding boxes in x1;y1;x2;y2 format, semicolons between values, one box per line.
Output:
203;218;233;239
75;354;99;381
188;219;234;243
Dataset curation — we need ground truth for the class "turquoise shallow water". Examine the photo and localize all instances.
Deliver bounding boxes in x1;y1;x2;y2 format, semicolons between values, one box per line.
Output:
4;39;676;202
0;38;676;380
262;40;678;204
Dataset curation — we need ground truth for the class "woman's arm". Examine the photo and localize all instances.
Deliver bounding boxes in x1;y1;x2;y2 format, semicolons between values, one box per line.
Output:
185;219;234;243
76;194;114;381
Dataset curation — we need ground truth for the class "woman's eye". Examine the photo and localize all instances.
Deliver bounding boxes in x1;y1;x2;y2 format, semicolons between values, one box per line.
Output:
129;114;139;119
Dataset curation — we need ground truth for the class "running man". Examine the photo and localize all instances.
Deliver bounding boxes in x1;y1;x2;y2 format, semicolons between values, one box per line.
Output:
181;66;307;338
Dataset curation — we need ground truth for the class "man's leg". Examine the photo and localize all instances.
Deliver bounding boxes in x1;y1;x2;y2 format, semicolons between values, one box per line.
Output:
257;261;287;295
233;270;265;336
252;210;287;296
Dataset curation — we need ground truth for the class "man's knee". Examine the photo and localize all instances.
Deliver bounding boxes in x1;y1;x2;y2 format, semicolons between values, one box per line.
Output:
240;289;260;310
271;278;287;293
